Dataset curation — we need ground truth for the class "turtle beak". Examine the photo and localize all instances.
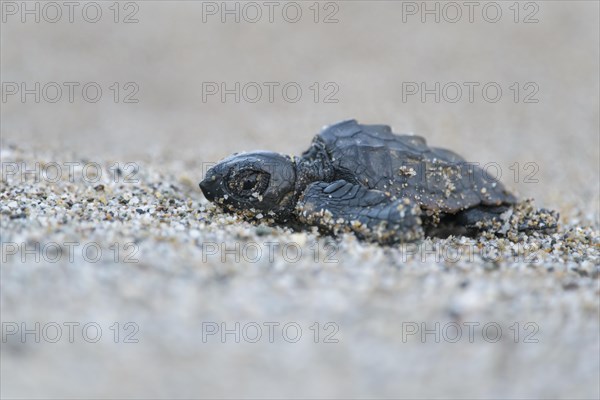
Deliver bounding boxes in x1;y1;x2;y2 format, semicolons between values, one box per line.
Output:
199;170;222;202
199;178;215;201
200;159;236;203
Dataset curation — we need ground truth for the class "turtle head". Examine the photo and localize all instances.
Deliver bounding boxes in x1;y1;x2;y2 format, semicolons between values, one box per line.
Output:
200;151;298;219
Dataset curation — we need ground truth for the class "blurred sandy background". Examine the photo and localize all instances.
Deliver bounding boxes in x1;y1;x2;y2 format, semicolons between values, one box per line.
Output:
1;1;599;399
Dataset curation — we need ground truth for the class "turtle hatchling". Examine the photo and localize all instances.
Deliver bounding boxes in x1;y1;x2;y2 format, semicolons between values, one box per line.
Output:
200;120;556;244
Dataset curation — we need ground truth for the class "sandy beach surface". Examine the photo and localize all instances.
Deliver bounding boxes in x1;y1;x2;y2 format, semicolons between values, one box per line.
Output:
1;1;599;398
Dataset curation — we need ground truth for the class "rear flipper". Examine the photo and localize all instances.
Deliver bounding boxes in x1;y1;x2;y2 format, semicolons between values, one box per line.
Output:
511;200;559;233
454;201;559;236
296;180;424;244
456;206;510;232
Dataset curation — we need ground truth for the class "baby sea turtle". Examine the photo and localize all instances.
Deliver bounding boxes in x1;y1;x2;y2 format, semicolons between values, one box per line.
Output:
200;120;555;244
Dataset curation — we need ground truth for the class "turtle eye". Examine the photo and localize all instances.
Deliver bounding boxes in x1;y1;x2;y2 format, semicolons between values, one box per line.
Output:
242;175;257;191
228;169;270;198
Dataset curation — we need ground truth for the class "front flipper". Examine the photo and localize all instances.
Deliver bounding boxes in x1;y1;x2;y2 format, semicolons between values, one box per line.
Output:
296;180;424;244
